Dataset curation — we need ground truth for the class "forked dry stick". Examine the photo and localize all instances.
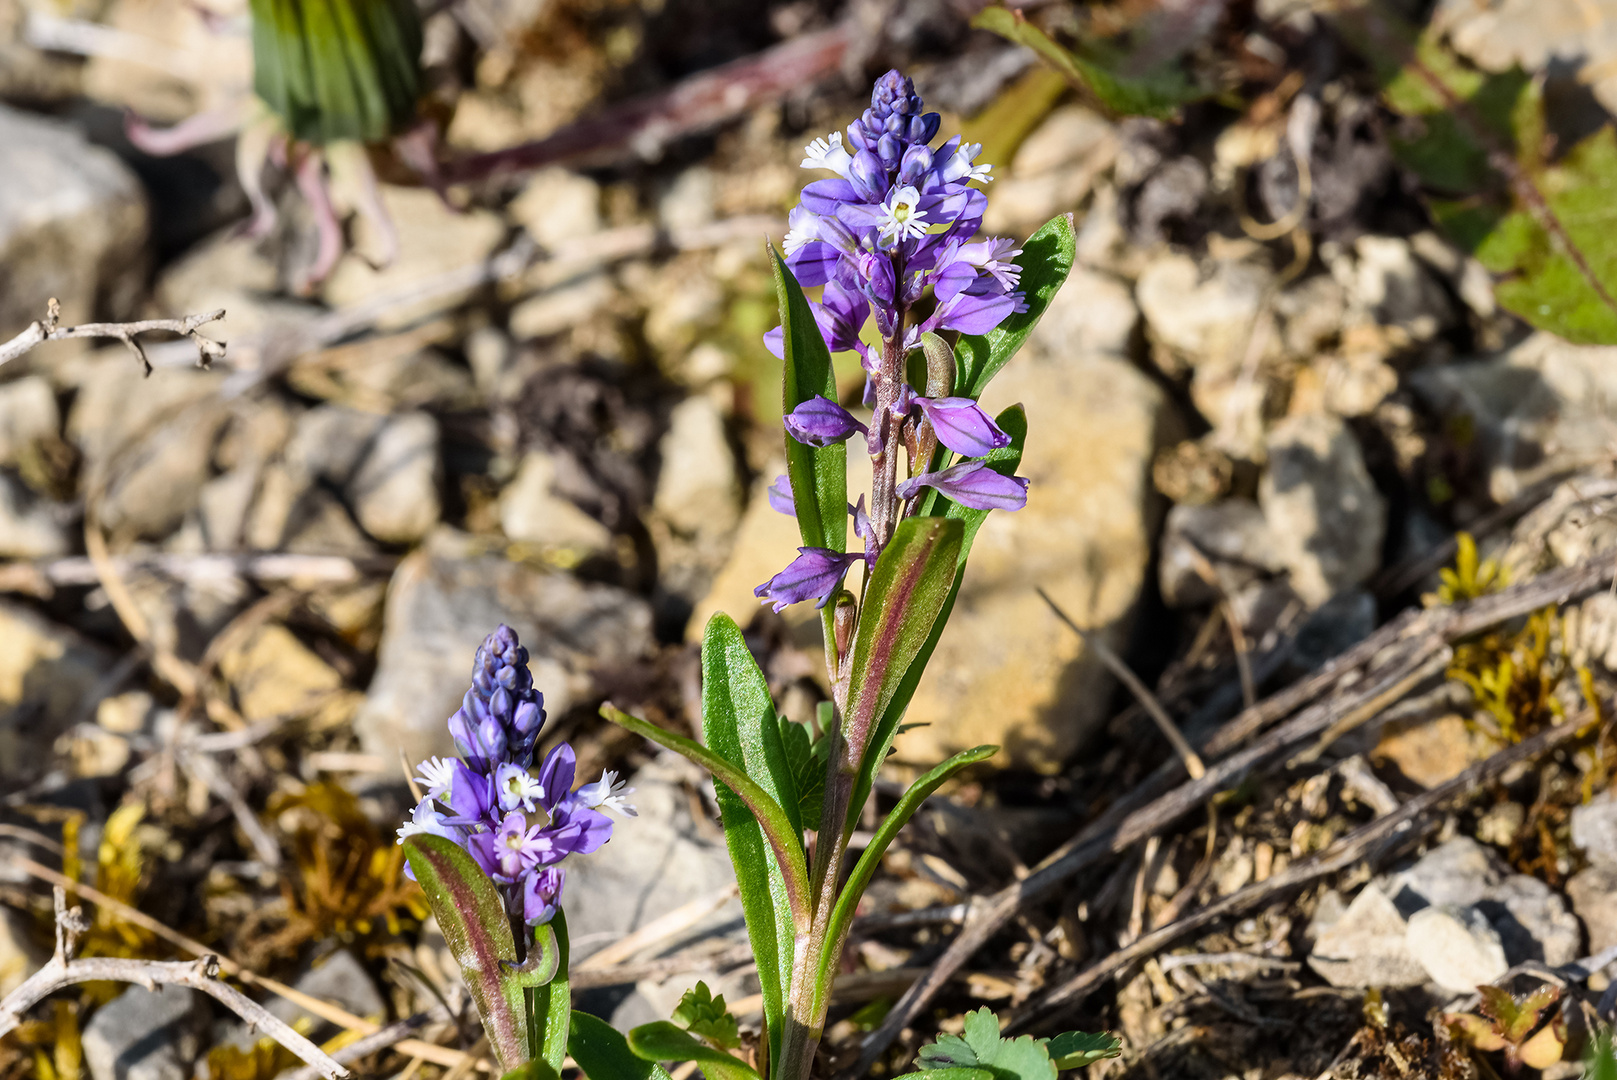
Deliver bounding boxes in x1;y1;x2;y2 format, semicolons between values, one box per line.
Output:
0;888;348;1080
0;298;225;371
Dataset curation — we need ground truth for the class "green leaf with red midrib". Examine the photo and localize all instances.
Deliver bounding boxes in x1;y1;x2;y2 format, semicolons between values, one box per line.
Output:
403;834;531;1071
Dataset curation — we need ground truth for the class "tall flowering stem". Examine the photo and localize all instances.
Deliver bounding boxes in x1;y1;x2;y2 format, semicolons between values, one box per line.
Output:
397;626;633;1073
605;70;1078;1080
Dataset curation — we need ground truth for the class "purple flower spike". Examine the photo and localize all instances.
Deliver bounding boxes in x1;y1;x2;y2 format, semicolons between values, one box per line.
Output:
755;547;863;612
784;396;867;447
767;475;795;515
915;396;1012;457
897;460;1029;511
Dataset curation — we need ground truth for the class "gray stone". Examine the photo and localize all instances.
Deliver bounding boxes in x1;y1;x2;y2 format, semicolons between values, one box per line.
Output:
0;600;112;777
1158;498;1281;608
658;167;716;232
1567;865;1617;967
566;759;743;1031
1137;253;1271;369
67;355;227;540
1433;0;1617;115
0;472;69;558
1341;235;1453;343
1572;792;1617;871
0;377;60;466
1480;874;1581;967
0;904;46;996
1385;837;1507;914
1290;589;1378;671
348;412;441;544
0;104;147;346
83;985;205;1080
982;105;1117;236
1022;264;1138;359
499;450;613;553
355;530;654;763
276;950;385;1035
1406;904;1509;992
1408;333;1617;503
1259;413;1387;607
1307;885;1427;988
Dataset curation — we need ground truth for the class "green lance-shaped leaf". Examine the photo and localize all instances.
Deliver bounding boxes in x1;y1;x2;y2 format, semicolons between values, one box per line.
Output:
600;704;811;931
852;407;1026;822
699;614;801;1065
522;916;570;1072
627;1023;762;1080
568;1011;675;1080
838;517;964;806
970;7;1202;121
771;245;847;556
953;215;1075;401
402;835;530;1071
815;745;997;1012
498;1060;559;1080
249;0;422;143
891;1071;997;1080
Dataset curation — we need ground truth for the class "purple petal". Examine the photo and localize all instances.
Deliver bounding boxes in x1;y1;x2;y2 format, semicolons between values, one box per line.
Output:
538;743;577;809
933;290;1018;336
784;395;866;447
754;547;862;613
767;475;795;515
915;397;1012;457
896;460;1029;511
799;179;860;215
522;866;565;925
764;325;786;359
446;760;495;823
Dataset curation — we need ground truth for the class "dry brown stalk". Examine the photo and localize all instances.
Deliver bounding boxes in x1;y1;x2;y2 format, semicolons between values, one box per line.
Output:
0;298;224;371
0;888;348;1080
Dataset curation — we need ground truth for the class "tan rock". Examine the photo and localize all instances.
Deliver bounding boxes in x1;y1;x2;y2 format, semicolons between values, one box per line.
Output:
500;450;613;553
688;465;811;642
896;347;1176;772
1372;713;1483;789
323;186;504;330
218;623;357;727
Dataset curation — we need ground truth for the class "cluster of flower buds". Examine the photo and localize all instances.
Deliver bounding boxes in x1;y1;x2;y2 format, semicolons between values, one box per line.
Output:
756;70;1031;613
397;625;635;926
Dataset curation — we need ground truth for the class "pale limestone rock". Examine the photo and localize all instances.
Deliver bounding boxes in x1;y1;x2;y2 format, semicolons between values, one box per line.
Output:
1259;413;1386;607
510;168;601;247
500;450;613;553
896;346;1176;771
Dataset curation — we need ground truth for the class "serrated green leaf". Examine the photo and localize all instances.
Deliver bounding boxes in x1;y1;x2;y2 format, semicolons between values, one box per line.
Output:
954;217;1075;401
914;1009;1057;1080
402;834;529;1071
970;7;1203;120
627;1022;762;1080
778;715;827;826
853;407;1026;821
569;1011;675;1080
697;615;799;1067
671;982;741;1050
839;517;964;818
1042;1031;1122;1069
1330;3;1617;344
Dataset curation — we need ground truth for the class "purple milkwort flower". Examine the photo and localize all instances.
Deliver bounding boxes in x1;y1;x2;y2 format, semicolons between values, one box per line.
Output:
914;396;1011;457
396;625;621;925
755;548;865;612
785;396;867;447
767;475;795;516
523;867;566;926
578;771;638;817
897;461;1030;511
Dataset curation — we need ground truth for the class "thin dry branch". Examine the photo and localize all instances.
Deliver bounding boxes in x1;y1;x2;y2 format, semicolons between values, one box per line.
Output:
0;298;224;371
276;1010;447;1080
847;552;1617;1075
0;889;347;1080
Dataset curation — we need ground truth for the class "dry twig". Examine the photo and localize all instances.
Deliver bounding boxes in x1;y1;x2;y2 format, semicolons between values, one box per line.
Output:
0;888;348;1080
0;298;224;371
